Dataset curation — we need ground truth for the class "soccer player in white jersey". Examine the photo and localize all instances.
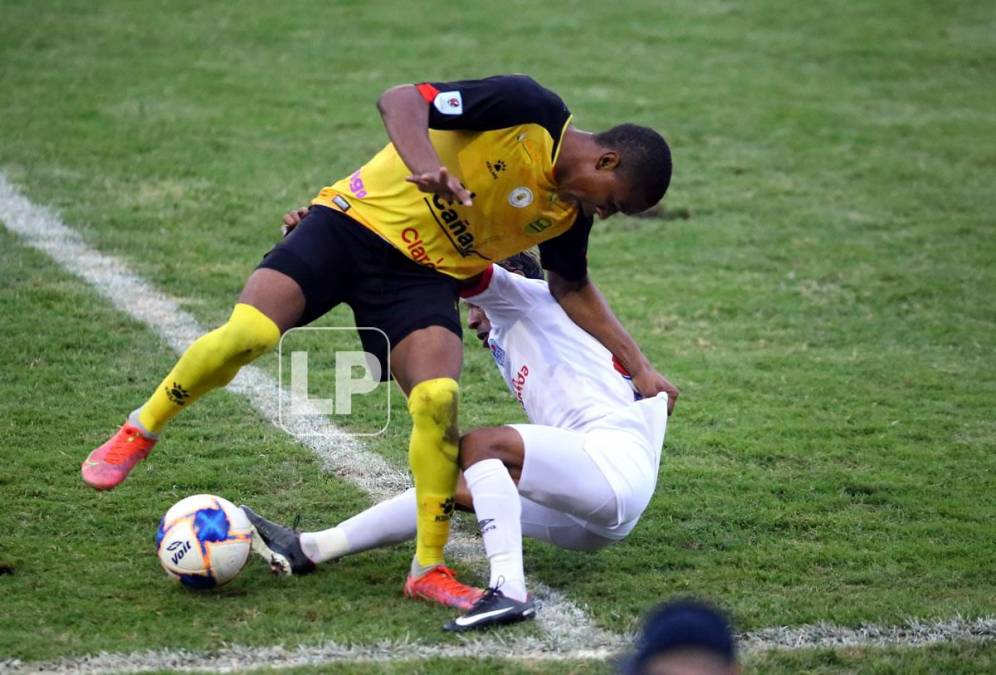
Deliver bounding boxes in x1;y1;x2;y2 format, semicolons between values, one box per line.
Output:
244;251;670;631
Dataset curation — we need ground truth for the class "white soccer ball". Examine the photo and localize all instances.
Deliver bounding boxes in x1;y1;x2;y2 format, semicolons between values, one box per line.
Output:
155;494;253;589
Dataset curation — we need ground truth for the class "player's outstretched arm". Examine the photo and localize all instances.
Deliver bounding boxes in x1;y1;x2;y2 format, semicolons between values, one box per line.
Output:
377;84;472;205
548;271;679;413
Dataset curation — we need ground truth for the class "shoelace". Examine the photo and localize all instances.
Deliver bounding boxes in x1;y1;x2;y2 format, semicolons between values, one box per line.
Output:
104;429;147;464
467;577;504;609
428;567;480;599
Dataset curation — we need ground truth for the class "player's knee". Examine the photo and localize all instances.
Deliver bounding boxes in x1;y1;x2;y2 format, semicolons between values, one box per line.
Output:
216;303;280;364
407;377;459;427
407;378;459;464
459;427;508;470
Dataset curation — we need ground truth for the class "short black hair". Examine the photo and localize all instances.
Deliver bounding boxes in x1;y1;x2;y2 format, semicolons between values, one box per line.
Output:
498;250;543;280
595;123;672;210
621;599;736;674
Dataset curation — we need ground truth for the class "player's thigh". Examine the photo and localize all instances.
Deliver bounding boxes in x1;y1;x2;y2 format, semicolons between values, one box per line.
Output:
390;327;462;396
252;205;357;329
348;245;463;395
520;497;615;552
509;424;618;526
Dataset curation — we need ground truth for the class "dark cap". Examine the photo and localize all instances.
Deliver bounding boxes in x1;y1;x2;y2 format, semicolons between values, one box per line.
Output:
622;599;736;674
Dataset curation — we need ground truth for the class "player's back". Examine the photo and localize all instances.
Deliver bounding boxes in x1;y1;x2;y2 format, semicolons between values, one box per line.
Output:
467;265;641;432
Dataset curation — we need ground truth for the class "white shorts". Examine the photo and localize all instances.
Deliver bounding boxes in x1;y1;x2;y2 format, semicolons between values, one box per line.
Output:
510;393;668;543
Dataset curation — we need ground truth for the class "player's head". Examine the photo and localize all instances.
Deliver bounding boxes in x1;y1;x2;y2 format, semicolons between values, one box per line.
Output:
620;599;739;675
498;251;544;281
559;123;672;220
465;253;543;346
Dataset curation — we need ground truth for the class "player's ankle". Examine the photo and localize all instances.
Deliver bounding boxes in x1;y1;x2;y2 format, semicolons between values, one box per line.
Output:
410;556;442;579
494;576;527;603
300;528;346;564
127;408;160;439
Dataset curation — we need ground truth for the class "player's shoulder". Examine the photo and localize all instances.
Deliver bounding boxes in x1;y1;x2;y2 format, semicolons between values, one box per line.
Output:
493;73;563;99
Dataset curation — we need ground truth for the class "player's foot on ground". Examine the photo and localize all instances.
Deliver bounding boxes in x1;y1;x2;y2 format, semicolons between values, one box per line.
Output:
443;586;536;632
241;505;316;576
404;565;483;611
81;422;158;490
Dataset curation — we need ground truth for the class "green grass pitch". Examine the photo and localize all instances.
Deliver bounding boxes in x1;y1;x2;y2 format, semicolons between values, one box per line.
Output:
1;0;994;672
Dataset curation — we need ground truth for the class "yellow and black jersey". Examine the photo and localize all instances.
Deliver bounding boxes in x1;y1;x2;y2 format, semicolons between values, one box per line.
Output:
312;75;593;281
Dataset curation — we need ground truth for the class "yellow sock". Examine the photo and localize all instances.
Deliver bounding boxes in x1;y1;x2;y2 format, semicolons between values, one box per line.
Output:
137;303;280;433
408;377;460;568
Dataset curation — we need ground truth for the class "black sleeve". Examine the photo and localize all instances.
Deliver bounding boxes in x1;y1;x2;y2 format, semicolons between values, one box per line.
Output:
416;75;570;143
538;212;593;283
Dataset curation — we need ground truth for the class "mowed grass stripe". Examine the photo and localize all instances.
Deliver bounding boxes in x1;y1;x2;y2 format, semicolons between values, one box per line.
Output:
0;173;621;656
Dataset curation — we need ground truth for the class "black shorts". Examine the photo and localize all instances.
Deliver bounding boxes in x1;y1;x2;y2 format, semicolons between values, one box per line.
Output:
258;205;461;378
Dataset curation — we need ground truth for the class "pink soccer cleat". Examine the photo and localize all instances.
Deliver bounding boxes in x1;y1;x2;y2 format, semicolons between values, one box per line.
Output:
81;422;157;490
403;565;484;611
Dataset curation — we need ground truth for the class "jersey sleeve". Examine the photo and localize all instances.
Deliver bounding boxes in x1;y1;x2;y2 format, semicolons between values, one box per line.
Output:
415;75;570;144
460;264;549;320
538;212;594;282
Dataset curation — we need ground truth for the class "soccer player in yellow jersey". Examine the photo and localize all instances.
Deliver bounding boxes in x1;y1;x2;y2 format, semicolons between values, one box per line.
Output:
82;74;679;608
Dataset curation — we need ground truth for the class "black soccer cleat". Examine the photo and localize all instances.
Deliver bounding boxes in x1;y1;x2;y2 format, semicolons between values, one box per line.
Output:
443;586;536;632
240;505;316;576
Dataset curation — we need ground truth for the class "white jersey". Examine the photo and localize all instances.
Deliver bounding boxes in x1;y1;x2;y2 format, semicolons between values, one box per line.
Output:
463;264;669;540
463;264;642;432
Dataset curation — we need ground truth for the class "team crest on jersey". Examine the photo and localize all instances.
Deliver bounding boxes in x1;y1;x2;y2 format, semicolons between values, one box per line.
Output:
508;187;533;208
433;91;463;115
488;339;506;366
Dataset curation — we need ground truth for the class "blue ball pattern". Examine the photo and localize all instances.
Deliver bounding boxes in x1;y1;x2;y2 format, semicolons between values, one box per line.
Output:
178;573;217;590
154;517;166;549
193;507;230;544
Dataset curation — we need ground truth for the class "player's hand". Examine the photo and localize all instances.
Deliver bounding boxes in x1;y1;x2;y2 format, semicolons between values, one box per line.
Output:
406;166;473;206
281;207;309;237
632;368;679;415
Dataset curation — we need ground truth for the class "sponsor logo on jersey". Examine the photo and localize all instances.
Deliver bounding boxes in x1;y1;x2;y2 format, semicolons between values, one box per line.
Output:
508;186;533;208
401;226;445;269
488;339;506;366
425;194;492;260
523;217;552;235
433;90;463;115
331;195;351;211
512;364;529;407
485;159;506;179
348;169;368;198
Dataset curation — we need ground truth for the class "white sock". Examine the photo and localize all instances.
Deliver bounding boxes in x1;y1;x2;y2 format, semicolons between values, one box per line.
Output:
127;408;158;439
464;458;527;602
300;489;417;564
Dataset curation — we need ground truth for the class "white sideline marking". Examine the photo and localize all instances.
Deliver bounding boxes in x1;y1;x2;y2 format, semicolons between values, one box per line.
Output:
3;616;994;674
3;175;994;672
0;174;619;654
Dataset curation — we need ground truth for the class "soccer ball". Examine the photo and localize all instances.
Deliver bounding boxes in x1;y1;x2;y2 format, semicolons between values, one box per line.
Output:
155;494;253;589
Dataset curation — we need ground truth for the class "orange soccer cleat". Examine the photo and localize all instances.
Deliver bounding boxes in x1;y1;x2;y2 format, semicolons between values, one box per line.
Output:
404;565;484;611
81;421;158;490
